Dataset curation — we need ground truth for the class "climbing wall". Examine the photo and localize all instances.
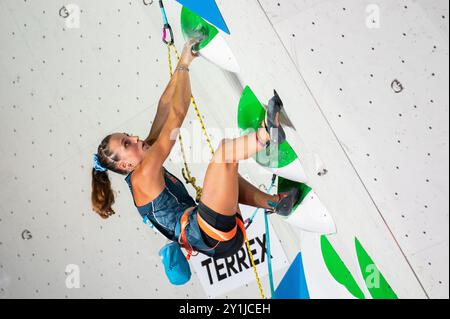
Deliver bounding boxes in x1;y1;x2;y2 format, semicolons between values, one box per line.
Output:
0;0;448;299
223;0;448;298
257;0;449;299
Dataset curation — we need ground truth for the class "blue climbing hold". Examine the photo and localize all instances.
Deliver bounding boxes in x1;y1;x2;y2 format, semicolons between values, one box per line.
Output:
175;0;230;34
274;252;310;299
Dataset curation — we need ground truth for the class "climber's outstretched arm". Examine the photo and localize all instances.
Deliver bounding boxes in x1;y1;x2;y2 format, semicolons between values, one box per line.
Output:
140;74;191;176
139;40;198;178
134;107;191;200
145;41;198;145
144;91;171;146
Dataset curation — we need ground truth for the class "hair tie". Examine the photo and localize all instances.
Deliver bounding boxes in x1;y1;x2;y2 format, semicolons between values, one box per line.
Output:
93;154;108;172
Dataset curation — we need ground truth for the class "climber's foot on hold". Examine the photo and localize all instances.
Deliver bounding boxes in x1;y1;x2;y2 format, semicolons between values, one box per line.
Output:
262;90;287;146
267;188;300;217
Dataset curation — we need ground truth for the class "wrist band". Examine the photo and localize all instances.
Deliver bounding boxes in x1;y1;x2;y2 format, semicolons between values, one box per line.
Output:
175;66;190;72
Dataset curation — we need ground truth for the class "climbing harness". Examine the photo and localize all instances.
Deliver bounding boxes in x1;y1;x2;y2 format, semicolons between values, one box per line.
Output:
178;207;219;260
158;1;267;298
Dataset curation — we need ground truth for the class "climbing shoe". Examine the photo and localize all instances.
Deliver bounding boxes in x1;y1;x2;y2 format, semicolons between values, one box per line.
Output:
272;188;300;217
264;90;287;146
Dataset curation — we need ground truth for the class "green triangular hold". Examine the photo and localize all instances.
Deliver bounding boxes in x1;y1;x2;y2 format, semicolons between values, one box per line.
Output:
321;235;366;299
237;86;298;169
278;177;311;210
181;7;219;51
355;238;398;299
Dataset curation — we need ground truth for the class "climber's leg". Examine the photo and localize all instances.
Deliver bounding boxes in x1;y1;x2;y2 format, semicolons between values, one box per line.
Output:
238;175;279;210
201;128;271;217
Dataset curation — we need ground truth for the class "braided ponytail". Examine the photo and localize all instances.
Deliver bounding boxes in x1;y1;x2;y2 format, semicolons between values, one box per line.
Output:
91;134;128;219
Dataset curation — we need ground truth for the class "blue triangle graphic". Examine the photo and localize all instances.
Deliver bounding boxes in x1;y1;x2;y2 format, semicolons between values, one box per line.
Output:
176;0;230;34
274;252;310;299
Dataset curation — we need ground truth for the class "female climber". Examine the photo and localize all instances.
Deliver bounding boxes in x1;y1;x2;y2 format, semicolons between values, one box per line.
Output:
91;39;299;259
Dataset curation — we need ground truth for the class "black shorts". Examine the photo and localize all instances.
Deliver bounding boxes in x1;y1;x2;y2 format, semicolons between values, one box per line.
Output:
197;202;245;259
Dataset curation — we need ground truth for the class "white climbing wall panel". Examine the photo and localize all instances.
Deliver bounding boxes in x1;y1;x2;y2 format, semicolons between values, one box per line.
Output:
258;0;449;299
244;0;449;298
0;0;448;299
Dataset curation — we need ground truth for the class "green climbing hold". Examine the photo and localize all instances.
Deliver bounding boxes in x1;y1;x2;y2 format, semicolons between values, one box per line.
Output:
181;7;219;51
278;177;311;211
321;235;366;299
237;86;298;169
355;238;398;299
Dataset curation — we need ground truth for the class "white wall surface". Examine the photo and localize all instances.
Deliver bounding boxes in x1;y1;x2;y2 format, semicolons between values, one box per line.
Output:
0;0;448;299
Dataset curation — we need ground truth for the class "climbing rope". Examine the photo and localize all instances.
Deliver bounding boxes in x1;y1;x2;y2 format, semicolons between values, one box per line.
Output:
245;176;277;298
264;209;275;298
160;1;266;299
